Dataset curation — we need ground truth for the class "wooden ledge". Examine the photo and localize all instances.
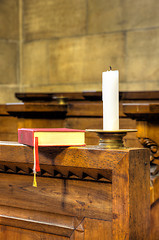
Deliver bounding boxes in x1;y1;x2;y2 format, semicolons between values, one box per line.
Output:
0;141;149;182
0;141;131;170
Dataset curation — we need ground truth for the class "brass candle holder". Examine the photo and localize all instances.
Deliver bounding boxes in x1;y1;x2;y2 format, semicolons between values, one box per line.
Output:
52;96;68;105
86;129;137;149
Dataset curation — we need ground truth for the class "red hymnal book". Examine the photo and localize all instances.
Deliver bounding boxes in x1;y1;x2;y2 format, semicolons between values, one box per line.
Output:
18;128;86;147
18;128;85;187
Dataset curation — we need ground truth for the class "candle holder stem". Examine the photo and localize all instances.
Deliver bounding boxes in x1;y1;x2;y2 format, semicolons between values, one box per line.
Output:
98;132;126;149
86;129;137;149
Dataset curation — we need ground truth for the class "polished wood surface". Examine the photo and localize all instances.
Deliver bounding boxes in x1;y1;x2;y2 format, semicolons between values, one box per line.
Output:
123;103;159;118
0;104;18;141
123;102;159;240
0;142;150;239
15;91;159;102
151;200;159;240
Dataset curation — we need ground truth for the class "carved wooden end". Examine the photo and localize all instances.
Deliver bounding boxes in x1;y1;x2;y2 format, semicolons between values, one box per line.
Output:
0;142;150;240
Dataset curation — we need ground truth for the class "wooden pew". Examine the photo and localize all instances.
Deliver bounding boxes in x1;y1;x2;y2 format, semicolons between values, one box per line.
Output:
0;92;83;142
2;91;159;146
0;141;150;239
0;104;17;141
123;102;159;240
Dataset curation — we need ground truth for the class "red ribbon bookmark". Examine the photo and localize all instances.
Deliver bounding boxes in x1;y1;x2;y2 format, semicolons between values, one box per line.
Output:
35;137;40;172
33;137;40;187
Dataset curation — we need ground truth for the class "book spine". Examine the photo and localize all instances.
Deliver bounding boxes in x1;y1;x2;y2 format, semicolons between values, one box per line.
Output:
18;129;34;146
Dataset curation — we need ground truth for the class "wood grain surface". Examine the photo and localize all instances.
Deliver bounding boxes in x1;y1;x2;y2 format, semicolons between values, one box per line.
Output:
0;142;150;239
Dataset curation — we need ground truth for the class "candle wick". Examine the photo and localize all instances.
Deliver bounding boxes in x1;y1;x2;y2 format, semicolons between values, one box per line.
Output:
109;66;112;70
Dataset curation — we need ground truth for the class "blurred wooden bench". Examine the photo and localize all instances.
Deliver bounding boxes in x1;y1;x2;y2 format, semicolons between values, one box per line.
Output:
1;91;159;147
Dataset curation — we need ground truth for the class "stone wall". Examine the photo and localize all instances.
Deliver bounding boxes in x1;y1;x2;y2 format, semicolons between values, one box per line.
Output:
0;0;20;103
0;0;159;103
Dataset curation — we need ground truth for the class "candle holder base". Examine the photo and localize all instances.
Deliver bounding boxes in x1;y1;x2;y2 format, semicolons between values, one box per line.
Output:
86;129;137;149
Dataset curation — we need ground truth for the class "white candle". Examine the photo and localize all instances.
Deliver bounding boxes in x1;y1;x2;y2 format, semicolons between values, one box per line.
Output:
102;69;119;131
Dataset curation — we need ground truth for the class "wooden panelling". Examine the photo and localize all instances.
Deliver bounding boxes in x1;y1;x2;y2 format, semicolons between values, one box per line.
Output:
70;218;84;240
17;118;64;129
0;205;81;237
65;117;102;129
0;115;18;141
0;142;150;239
0;225;68;240
84;218;111;240
0;143;128;170
112;149;150;239
0;133;17;142
0;116;17;133
0;173;112;221
150;200;159;240
129;149;150;239
66;102;102;117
